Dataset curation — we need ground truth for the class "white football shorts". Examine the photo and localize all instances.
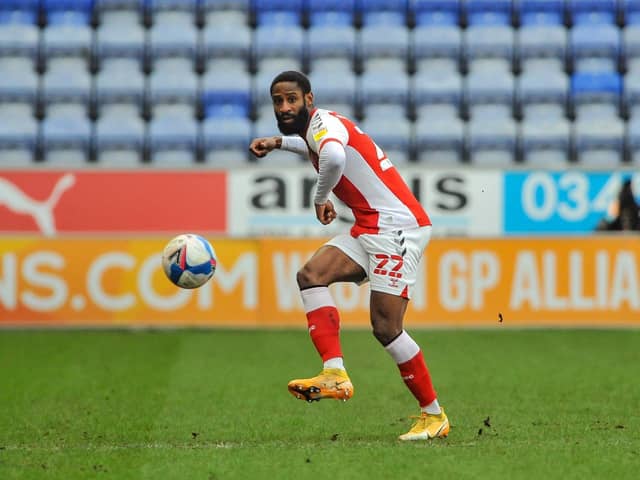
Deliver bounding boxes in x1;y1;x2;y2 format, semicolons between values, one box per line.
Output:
325;225;432;299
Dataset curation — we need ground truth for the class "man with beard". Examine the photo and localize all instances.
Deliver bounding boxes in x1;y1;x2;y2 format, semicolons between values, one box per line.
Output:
249;71;449;441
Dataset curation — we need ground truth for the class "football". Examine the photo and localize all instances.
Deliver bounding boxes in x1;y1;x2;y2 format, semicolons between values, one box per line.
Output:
161;234;217;289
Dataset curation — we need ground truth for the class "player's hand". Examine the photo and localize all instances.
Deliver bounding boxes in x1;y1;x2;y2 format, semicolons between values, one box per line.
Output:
249;136;279;158
315;200;337;225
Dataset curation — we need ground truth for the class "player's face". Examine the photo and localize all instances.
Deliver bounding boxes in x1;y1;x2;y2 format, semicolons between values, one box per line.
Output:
271;82;312;135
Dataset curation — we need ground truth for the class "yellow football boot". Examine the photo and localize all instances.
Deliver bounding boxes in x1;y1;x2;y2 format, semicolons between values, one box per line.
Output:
398;409;450;441
288;368;354;402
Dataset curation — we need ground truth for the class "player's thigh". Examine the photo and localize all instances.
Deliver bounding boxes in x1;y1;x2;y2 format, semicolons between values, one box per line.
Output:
299;239;367;286
359;226;432;299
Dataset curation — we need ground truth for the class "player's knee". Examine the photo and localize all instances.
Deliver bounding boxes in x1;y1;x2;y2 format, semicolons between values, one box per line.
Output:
296;265;318;289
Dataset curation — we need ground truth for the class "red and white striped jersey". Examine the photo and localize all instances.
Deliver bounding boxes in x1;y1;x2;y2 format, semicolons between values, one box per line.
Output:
303;108;430;237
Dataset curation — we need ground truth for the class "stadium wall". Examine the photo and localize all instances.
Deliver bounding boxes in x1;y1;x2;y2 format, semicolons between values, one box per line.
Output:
0;168;638;328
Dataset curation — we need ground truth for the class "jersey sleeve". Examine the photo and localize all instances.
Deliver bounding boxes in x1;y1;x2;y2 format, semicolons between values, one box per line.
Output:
306;110;349;153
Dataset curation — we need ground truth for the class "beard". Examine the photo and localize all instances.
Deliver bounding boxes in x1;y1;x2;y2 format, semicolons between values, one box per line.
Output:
276;105;310;135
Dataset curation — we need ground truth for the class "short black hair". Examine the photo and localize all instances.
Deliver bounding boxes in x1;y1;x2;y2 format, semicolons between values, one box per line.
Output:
270;70;311;95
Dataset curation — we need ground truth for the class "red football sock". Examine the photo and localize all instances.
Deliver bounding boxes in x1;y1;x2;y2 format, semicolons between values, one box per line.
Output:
398;351;437;408
385;330;437;408
300;287;342;362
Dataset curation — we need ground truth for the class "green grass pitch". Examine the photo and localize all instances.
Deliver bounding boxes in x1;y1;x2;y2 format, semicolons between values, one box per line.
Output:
1;329;638;479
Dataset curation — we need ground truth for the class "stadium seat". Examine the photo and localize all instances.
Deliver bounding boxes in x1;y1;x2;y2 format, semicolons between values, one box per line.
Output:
41;58;91;106
624;70;640;113
467;113;518;167
412;0;462;26
623;0;640;25
321;103;355;119
253;0;304;25
148;0;198;14
0;10;39;59
201;0;249;13
0;103;37;163
201;70;252;119
308;57;353;76
94;104;145;166
307;0;356;27
571;71;622;117
0;57;38;103
464;25;515;68
148;11;198;62
95;0;142;12
414;106;465;164
148;105;198;165
201;116;252;153
465;69;515;116
573;116;625;165
412;24;462;62
570;23;620;72
95;14;145;61
517;24;567;64
412;69;463;109
308;69;357;105
518;0;565;26
357;0;408;26
253;24;305;62
465;0;512;25
40;104;92;164
567;0;617;25
518;69;569;118
307;25;357;61
359;69;410;107
201;22;251;60
41;9;92;60
94;58;145;111
359;24;410;61
626;112;640;163
520;117;571;167
147;58;198;108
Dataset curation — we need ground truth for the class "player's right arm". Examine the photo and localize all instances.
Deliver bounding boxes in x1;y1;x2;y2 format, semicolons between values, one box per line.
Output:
249;135;308;157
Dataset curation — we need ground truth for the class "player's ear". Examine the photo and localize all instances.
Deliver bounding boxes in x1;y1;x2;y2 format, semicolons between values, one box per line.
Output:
305;91;314;107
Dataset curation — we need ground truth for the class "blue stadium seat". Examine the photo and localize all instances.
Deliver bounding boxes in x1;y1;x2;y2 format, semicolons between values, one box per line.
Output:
412;69;463;108
520;117;571;166
414;109;465;164
623;24;640;69
626;113;640;163
42;0;94;17
0;58;38;103
357;0;408;26
567;0;617;25
624;70;640;111
308;57;352;76
253;24;305;62
148;11;198;61
94;105;145;165
95;58;145;108
467;115;518;167
359;24;410;61
571;71;622;114
0;104;37;162
518;70;569;117
147;58;198;107
148;105;198;165
570;23;620;72
573;116;625;165
95;13;145;60
307;0;355;26
465;0;512;26
201;116;252;151
465;68;515;116
0;0;40;14
360;114;412;155
42;10;92;59
41;58;91;106
95;0;142;11
307;25;357;60
518;0;565;26
308;69;357;105
359;70;410;106
623;0;640;25
202;22;251;60
201;0;249;12
411;0;461;26
148;0;198;14
518;23;567;63
412;24;462;61
201;70;252;119
40;105;92;164
0;11;39;59
464;25;514;66
253;0;303;25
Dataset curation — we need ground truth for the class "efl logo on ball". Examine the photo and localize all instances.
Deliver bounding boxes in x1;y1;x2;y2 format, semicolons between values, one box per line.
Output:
161;234;217;289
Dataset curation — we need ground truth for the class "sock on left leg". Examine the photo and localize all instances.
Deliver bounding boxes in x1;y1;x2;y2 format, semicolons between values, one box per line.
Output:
385;330;440;412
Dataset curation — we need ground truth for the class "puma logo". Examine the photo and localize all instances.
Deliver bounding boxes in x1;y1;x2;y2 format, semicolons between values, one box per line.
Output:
0;173;76;237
